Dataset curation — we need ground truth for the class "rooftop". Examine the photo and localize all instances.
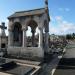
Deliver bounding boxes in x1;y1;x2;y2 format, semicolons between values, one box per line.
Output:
8;8;46;19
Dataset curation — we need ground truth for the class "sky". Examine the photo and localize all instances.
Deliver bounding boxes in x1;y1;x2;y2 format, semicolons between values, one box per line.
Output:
0;0;75;35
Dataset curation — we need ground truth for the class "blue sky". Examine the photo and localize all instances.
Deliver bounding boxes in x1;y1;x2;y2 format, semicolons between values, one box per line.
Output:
0;0;75;35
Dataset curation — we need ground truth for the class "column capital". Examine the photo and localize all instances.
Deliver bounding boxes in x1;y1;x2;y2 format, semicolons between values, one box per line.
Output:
22;27;28;31
38;27;43;30
45;29;49;32
31;28;35;33
45;25;49;32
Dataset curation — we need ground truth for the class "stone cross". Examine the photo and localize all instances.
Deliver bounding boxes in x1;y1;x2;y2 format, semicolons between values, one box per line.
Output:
0;22;7;36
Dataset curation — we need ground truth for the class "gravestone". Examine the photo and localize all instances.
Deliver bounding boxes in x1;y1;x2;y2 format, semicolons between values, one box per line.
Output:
0;22;8;56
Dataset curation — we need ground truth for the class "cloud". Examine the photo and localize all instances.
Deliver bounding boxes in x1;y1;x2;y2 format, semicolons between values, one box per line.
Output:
55;16;62;21
49;16;75;35
50;16;55;22
58;8;63;11
2;15;75;36
55;16;62;24
60;21;75;34
58;8;70;12
65;8;70;12
49;24;59;34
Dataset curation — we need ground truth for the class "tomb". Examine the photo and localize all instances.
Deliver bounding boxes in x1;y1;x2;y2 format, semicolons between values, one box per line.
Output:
0;0;50;75
0;58;37;75
7;0;50;61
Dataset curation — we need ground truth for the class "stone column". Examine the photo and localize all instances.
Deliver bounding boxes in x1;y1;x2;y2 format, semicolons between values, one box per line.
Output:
45;32;49;46
31;29;35;47
8;29;13;47
45;30;49;53
39;27;43;47
8;21;13;47
0;37;1;49
22;28;27;47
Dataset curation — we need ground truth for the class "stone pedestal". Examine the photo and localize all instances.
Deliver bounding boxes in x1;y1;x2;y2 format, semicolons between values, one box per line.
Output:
45;31;49;52
7;47;44;61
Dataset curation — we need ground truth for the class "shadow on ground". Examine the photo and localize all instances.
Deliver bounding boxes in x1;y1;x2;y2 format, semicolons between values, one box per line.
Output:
54;58;75;75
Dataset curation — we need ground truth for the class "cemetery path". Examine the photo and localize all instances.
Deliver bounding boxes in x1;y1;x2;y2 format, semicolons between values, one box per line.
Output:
54;40;75;75
39;54;61;75
63;40;75;58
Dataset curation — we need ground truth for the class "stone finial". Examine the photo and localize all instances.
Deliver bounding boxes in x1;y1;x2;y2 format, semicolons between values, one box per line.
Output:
45;0;48;12
45;0;48;6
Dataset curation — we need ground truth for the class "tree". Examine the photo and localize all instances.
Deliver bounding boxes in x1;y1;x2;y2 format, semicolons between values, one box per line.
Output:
72;33;75;39
66;34;72;40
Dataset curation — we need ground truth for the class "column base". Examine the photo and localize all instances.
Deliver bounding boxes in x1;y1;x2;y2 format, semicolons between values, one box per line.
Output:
7;47;44;61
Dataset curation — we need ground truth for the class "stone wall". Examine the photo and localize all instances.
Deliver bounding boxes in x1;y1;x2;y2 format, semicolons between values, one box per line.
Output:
7;47;44;61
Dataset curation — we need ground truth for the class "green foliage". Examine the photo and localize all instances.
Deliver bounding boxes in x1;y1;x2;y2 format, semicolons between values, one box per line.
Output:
66;33;75;40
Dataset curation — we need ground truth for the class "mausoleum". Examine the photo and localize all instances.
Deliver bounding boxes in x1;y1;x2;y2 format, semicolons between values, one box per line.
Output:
7;0;50;61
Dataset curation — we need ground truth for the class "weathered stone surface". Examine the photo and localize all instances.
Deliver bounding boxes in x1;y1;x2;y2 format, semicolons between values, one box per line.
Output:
8;8;45;19
0;58;35;75
7;4;50;61
5;65;34;75
7;47;44;61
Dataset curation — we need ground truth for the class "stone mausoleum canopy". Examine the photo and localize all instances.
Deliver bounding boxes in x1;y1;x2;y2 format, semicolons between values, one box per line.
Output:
7;0;50;61
8;8;50;21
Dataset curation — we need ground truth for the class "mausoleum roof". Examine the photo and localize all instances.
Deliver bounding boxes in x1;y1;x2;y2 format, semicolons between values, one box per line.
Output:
8;8;46;19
